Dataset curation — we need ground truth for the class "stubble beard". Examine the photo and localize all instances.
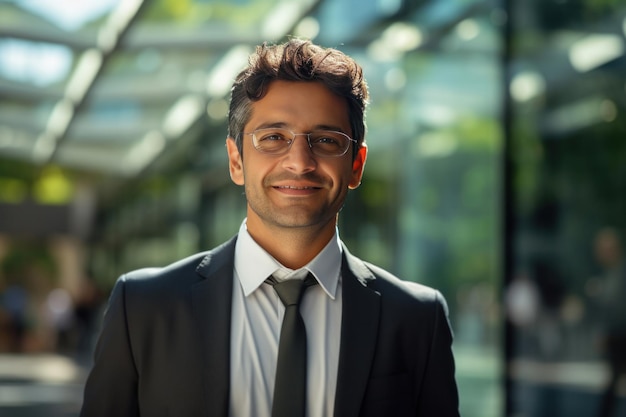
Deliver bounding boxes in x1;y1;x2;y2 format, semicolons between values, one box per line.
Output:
246;184;342;233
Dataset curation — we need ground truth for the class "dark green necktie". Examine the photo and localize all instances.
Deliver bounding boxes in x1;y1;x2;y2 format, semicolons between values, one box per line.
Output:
269;275;315;417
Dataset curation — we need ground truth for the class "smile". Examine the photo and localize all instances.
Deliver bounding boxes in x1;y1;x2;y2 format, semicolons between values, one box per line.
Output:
274;185;321;190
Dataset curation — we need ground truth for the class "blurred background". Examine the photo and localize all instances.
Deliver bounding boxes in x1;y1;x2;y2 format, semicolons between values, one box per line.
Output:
0;0;625;416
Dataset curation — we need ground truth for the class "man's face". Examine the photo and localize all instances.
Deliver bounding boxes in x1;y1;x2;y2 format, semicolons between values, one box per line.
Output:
226;80;367;236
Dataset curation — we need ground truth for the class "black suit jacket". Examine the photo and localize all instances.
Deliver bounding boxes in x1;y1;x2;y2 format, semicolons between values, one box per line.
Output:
80;237;459;417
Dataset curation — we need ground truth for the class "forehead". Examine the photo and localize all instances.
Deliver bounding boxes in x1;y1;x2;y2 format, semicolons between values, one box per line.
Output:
246;80;351;132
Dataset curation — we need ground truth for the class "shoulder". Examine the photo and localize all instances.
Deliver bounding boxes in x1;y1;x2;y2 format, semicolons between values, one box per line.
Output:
116;252;208;291
366;261;448;312
365;262;441;298
343;251;454;345
342;247;448;315
103;237;236;318
116;236;237;293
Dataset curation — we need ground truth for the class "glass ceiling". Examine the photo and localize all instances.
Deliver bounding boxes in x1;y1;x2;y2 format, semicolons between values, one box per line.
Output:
3;0;621;180
0;0;320;176
0;0;504;180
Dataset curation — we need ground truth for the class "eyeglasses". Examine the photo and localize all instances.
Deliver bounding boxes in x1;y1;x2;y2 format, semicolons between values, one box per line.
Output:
245;128;356;157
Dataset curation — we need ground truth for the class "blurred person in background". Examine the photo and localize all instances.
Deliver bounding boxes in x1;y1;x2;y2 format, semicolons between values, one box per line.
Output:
590;227;626;417
0;280;28;352
80;39;459;417
73;277;104;358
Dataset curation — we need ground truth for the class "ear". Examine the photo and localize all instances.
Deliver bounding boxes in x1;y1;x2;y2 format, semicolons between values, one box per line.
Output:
348;144;367;189
226;137;244;185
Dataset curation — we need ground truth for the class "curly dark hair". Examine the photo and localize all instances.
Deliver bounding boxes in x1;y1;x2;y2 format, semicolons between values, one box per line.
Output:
228;39;369;160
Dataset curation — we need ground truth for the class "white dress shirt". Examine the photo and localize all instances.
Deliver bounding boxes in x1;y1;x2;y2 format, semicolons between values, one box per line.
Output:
229;220;343;417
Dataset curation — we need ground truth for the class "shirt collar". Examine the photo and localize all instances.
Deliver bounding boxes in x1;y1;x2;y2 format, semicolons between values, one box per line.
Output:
234;219;342;299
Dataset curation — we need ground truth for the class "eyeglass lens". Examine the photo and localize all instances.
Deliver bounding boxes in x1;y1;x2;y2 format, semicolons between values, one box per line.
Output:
251;128;353;156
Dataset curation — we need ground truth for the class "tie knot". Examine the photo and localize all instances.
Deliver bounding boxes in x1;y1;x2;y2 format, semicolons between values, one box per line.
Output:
272;278;306;307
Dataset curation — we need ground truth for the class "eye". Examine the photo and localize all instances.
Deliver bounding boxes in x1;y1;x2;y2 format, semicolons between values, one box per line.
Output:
258;130;289;142
316;136;340;145
311;132;345;148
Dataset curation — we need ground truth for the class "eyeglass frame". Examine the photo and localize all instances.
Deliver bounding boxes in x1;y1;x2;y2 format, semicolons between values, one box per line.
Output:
243;127;357;157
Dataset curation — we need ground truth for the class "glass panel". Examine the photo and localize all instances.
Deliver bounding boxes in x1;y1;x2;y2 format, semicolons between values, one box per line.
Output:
0;1;119;165
506;1;626;416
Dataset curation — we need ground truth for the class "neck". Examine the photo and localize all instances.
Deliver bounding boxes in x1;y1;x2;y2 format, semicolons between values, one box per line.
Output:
246;218;337;270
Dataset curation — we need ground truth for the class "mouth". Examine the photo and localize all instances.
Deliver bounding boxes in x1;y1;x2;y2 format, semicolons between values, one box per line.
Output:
274;185;322;190
271;183;324;196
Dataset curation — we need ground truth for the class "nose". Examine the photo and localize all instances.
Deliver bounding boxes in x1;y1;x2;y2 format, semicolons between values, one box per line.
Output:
281;134;317;174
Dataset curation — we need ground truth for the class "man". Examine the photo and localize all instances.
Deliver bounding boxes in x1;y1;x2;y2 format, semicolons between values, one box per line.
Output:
80;39;459;417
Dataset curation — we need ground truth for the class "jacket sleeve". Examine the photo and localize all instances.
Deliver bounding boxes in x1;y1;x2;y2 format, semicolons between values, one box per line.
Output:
416;290;460;417
80;276;140;417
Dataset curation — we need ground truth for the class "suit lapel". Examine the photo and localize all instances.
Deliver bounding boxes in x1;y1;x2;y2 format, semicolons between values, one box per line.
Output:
191;237;237;417
188;238;380;417
334;248;381;417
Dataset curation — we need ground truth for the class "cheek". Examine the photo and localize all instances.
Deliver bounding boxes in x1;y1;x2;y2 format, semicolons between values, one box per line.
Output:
242;157;272;186
329;164;357;192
